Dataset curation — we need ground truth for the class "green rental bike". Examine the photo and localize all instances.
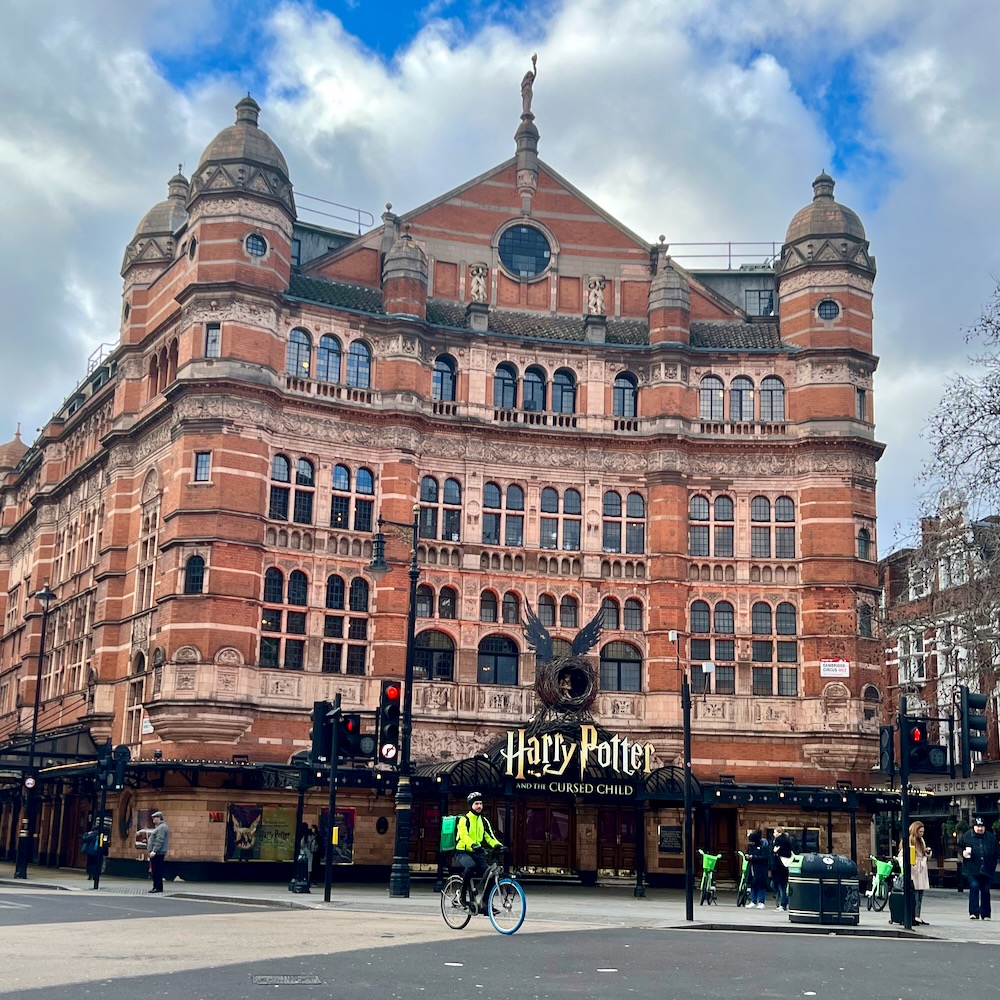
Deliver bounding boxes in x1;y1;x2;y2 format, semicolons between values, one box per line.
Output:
698;849;722;905
441;850;527;935
735;850;750;907
866;854;898;911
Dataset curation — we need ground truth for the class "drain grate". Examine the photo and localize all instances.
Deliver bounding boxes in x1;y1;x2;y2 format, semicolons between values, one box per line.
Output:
251;974;323;986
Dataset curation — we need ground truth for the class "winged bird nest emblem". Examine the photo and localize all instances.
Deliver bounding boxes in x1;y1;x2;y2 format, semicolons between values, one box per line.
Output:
523;602;603;721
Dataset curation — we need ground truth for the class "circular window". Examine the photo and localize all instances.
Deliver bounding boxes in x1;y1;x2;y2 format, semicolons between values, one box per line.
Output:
188;237;198;260
817;299;840;320
498;224;551;279
245;233;267;257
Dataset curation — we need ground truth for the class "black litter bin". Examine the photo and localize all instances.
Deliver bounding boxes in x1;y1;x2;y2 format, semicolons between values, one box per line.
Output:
787;853;859;925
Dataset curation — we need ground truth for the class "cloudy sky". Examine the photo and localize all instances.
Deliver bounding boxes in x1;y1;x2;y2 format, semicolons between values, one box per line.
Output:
2;0;997;543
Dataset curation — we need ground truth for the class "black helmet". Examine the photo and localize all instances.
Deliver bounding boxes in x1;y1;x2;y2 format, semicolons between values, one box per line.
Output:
467;791;483;806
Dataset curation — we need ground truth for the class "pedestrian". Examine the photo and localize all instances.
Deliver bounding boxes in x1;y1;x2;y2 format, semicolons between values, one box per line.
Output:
771;825;793;911
960;816;999;920
747;830;770;909
308;823;323;884
81;826;101;883
146;810;170;894
898;820;931;925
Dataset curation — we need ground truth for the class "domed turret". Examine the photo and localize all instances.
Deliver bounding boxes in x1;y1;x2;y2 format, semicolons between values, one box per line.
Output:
784;172;865;244
121;168;189;276
0;429;27;471
188;96;294;216
382;227;428;319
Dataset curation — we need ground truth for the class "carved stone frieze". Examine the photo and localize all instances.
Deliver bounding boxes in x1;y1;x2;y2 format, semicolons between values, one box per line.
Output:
778;268;873;295
215;647;244;665
174;645;201;663
187;194;293;236
184;298;278;330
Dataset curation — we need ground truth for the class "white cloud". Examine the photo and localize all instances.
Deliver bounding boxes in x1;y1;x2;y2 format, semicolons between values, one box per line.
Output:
1;0;999;541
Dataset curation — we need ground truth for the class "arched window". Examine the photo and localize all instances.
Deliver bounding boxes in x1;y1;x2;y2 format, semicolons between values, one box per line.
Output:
689;495;709;520
600;597;620;630
623;598;643;631
415;630;455;681
296;459;314;487
714;601;735;634
478;635;519;685
269;454;291;520
184;555;205;595
494;364;517;409
691;600;710;633
559;595;579;628
600;641;642;692
751;496;771;522
415;585;434;618
564;489;582;515
483;482;502;508
775;496;795;522
494;591;518;625
288;570;308;606
264;568;284;603
349;577;369;612
752;602;773;634
730;376;754;421
356;469;374;495
433;355;457;402
420;477;439;503
286;328;312;377
627;493;645;519
863;685;881;720
858;528;872;561
538;594;556;627
346;341;371;388
480;591;498;623
859;604;873;638
523;366;546;411
443;478;461;505
293;459;315;525
552;369;576;414
333;464;350;491
775;602;797;635
715;495;734;521
272;455;290;482
438;587;457;619
317;334;341;383
541;487;559;513
613;372;638;418
699;375;724;420
325;574;345;610
506;484;525;510
603;491;622;517
760;376;785;421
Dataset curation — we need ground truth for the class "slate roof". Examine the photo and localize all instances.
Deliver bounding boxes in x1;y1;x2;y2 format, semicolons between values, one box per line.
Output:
286;274;785;351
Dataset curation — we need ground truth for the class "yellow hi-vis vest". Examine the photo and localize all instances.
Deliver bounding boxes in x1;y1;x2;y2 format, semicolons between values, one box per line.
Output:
455;811;500;852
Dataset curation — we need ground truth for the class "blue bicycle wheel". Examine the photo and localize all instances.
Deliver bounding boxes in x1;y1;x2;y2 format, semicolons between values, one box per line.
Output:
488;878;526;934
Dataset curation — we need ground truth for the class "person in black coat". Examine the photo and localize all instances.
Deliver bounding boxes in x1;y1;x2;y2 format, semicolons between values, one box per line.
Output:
960;817;999;920
747;830;770;909
81;827;101;882
771;826;793;911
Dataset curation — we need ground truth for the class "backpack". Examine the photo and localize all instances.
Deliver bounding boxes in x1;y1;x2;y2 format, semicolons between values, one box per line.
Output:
439;815;459;853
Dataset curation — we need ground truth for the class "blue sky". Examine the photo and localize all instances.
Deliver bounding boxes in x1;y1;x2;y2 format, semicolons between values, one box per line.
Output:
2;0;1000;542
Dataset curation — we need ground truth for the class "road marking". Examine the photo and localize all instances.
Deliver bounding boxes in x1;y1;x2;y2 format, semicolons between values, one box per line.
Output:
0;900;32;909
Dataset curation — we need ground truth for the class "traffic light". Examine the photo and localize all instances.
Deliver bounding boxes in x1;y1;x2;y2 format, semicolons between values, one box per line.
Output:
377;680;402;765
903;718;948;775
112;744;132;790
310;700;333;764
960;685;989;779
337;713;362;761
878;725;895;778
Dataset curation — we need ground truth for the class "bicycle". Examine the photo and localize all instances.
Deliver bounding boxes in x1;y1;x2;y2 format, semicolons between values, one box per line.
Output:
866;854;898;911
441;850;526;935
735;850;750;907
698;849;722;905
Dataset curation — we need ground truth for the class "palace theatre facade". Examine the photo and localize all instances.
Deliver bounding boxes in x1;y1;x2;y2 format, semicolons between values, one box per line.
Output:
0;83;887;885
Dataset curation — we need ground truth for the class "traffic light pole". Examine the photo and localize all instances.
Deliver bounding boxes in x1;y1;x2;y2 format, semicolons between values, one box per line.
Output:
324;694;341;904
682;670;694;922
898;695;912;931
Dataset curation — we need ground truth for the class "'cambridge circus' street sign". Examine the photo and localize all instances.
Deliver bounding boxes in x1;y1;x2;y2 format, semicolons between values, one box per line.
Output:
501;725;655;782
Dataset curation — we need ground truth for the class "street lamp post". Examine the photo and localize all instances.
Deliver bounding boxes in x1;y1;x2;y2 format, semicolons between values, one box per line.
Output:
670;629;694;922
367;505;420;898
14;585;57;879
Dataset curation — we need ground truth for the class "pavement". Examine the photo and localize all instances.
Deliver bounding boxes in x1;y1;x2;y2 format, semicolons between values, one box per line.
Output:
2;865;998;944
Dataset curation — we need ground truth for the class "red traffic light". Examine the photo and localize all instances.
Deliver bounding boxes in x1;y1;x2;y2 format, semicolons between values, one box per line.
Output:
910;726;923;743
384;683;401;701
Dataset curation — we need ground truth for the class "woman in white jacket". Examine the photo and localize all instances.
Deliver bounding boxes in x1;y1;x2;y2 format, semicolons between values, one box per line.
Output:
899;821;931;925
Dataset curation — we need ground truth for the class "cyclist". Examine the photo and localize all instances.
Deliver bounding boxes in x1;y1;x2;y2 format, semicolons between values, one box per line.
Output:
455;791;503;910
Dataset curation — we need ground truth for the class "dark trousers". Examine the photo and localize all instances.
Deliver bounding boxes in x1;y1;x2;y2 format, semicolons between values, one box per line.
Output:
150;853;167;892
455;850;487;904
85;853;101;882
968;873;992;917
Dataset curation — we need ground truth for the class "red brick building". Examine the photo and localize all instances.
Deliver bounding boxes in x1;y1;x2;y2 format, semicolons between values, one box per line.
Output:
0;86;885;883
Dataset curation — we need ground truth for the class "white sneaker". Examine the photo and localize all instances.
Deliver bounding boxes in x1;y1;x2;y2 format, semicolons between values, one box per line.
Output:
757;902;765;909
